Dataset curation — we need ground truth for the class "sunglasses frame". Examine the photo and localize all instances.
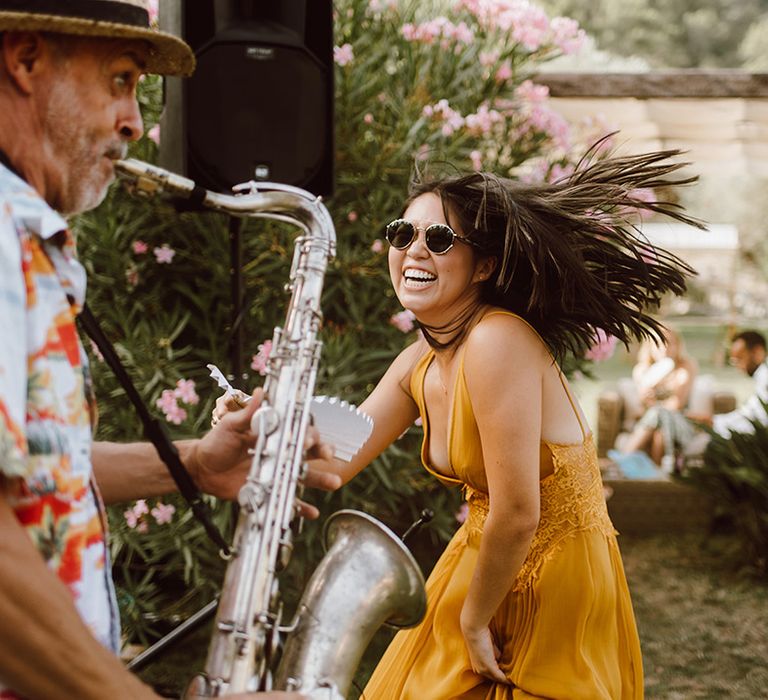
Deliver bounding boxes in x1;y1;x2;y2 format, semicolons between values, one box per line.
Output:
384;218;476;255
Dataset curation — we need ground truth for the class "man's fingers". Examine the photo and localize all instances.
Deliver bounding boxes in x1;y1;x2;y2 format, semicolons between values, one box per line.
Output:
224;388;264;431
296;500;320;520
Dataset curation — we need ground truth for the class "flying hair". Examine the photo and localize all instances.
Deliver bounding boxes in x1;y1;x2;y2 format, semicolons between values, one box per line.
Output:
406;138;701;360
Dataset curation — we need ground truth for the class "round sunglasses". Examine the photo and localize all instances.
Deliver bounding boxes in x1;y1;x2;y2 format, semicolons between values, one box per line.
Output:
384;219;476;255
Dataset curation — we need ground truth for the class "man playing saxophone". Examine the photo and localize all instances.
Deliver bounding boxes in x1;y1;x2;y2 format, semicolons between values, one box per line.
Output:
0;2;339;698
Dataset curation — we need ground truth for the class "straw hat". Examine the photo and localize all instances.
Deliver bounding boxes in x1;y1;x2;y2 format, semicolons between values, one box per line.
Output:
0;0;194;76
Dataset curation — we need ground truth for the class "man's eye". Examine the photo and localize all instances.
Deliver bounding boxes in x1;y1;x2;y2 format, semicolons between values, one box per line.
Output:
113;73;132;90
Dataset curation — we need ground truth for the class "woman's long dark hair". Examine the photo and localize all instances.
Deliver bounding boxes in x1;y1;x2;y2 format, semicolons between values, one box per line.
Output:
408;141;700;360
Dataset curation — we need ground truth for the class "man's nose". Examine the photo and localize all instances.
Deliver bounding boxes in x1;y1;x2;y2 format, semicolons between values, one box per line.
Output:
118;97;144;142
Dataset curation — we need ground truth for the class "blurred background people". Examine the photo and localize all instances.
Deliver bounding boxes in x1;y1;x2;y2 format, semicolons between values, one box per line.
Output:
614;327;698;472
713;330;768;437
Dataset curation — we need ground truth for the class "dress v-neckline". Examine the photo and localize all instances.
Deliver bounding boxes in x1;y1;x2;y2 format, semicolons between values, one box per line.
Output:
420;350;463;483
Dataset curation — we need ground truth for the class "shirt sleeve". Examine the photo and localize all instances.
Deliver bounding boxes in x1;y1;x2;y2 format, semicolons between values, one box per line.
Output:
712;365;768;438
0;206;29;478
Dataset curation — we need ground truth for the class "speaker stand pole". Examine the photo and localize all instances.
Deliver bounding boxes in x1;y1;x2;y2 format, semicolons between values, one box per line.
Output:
228;216;245;384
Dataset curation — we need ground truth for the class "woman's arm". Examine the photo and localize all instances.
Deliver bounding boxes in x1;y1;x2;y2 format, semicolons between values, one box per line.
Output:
662;359;697;411
458;316;546;682
306;340;424;485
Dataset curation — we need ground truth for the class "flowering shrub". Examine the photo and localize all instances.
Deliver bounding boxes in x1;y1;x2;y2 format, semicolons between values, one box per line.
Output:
77;0;609;644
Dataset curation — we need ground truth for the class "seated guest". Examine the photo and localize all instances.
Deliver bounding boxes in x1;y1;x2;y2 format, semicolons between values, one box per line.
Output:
713;330;768;437
614;327;698;472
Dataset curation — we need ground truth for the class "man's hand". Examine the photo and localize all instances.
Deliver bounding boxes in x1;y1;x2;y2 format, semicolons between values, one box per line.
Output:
190;390;341;518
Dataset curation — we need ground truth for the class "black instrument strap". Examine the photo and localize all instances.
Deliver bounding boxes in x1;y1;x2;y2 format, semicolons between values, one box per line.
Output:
78;303;231;555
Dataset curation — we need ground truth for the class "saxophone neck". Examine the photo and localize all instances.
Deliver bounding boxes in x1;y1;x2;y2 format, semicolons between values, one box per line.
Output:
114;158;336;253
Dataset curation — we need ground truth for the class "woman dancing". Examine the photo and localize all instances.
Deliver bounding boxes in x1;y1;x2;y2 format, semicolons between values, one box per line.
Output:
216;144;699;699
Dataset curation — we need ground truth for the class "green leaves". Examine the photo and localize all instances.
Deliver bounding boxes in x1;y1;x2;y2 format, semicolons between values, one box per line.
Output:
681;403;768;574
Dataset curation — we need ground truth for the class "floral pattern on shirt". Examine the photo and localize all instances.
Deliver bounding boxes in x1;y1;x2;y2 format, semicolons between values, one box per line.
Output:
0;164;119;695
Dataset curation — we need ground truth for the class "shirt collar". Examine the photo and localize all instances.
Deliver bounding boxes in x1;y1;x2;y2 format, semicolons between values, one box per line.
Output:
0;160;68;240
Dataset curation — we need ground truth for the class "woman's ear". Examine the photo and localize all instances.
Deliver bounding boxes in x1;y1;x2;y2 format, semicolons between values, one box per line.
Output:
474;255;498;283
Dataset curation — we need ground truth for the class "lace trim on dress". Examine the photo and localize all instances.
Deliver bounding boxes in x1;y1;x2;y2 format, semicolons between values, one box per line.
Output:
464;434;616;592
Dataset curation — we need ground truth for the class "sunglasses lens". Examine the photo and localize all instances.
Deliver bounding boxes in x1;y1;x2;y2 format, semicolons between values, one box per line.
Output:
385;220;416;249
426;225;455;253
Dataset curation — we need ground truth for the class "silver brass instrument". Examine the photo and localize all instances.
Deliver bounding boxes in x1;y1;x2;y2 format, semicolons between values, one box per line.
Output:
115;160;427;699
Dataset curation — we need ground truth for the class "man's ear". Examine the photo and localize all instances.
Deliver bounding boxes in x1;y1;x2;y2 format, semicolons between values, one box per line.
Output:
2;32;47;95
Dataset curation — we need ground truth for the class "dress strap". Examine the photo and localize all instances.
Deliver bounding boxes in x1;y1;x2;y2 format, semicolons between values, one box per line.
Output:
480;310;587;440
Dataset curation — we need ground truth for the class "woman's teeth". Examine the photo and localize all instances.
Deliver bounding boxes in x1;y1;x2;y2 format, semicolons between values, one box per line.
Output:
404;269;436;287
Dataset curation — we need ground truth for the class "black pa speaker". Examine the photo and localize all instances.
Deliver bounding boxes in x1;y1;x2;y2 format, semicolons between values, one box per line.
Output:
159;1;334;196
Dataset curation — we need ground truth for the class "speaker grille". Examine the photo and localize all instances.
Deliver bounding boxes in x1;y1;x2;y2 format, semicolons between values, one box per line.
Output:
187;42;330;191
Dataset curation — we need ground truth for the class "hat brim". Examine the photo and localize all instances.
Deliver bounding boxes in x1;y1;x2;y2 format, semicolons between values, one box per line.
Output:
0;12;195;76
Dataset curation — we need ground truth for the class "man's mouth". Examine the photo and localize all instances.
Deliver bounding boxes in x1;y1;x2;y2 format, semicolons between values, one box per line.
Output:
105;143;128;161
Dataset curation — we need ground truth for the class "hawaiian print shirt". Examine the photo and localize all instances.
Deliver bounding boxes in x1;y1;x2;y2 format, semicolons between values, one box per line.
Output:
0;164;120;696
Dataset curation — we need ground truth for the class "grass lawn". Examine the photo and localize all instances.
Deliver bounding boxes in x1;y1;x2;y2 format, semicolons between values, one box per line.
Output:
621;533;768;699
136;531;768;699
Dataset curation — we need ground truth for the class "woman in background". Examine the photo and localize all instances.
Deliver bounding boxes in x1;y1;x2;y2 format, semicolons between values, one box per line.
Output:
619;327;698;471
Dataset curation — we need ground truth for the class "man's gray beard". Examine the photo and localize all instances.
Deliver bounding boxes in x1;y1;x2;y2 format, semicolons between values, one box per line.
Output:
43;83;119;216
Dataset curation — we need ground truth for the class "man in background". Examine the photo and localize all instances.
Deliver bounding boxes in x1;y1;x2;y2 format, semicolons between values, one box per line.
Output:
712;330;768;437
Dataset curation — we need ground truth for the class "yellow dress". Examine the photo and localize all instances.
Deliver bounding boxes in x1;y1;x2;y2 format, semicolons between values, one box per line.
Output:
363;317;643;700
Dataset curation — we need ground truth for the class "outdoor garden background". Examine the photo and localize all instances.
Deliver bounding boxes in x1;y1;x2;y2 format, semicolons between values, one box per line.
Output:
77;0;768;697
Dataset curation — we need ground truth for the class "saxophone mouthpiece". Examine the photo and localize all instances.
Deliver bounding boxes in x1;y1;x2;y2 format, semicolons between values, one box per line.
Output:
115;158;206;204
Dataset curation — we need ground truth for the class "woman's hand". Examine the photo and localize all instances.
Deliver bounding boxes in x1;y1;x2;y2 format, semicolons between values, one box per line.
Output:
194;389;340;518
459;614;509;684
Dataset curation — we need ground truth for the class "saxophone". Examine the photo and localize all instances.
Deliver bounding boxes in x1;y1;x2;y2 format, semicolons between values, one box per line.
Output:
115;160;427;699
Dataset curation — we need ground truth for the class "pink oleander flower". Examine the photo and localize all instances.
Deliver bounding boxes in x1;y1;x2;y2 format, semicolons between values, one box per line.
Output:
402;17;475;45
156;389;178;413
464;104;503;135
251;339;273;376
156;389;188;424
132;240;148;254
148;124;161;145
364;113;374;125
479;50;499;67
165;404;188;425
153;244;176;264
124;499;149;529
550;16;586;55
334;43;354;66
585;329;618;362
515;79;549;104
520;105;571;151
148;0;159;26
174;378;199;405
470;150;483;171
348;210;359;222
423;99;465;137
151;502;176;525
494;61;513;83
390;309;416;333
455;502;469;524
371;239;384;253
627;188;656;221
547;162;575;183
